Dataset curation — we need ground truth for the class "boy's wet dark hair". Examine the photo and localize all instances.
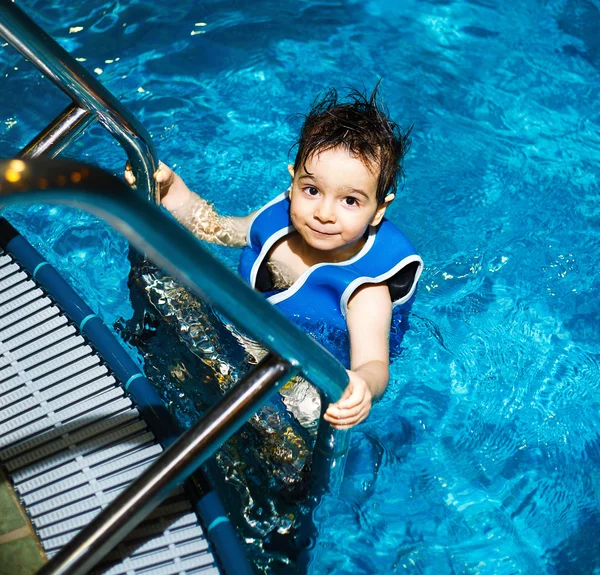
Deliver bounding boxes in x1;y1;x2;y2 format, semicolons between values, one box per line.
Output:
292;82;412;205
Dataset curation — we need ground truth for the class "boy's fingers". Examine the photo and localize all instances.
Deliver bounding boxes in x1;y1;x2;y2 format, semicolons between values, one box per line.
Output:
124;161;137;185
324;407;369;429
338;388;365;410
326;388;363;417
338;397;362;410
154;167;174;185
329;381;353;410
324;412;350;427
326;401;361;417
323;412;335;423
325;404;362;420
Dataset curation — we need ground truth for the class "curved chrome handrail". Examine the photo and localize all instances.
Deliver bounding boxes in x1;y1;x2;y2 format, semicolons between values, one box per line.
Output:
0;157;350;574
0;2;158;202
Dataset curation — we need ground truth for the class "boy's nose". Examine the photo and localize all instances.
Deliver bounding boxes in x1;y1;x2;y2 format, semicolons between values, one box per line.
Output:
314;199;336;223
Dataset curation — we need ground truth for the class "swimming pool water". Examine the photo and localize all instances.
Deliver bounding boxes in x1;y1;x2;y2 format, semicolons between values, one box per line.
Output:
1;0;600;573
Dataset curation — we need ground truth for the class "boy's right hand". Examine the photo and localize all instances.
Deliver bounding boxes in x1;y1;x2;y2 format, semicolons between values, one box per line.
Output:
124;161;191;210
124;160;174;200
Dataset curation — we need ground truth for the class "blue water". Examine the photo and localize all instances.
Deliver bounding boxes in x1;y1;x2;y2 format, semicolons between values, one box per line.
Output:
2;0;600;573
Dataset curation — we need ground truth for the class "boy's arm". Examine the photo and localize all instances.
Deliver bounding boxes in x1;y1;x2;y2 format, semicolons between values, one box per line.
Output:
323;283;392;430
125;162;253;247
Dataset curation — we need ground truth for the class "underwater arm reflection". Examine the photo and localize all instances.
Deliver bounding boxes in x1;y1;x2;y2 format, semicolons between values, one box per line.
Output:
125;160;254;246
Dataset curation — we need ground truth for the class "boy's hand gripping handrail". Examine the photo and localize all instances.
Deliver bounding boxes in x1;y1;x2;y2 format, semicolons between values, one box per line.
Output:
0;2;159;203
0;158;350;575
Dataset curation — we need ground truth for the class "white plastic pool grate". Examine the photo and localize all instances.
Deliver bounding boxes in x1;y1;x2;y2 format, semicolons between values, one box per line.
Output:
0;249;220;575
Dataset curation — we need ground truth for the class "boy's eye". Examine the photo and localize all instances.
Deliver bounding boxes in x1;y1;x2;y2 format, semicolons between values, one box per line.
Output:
304;186;319;196
343;197;359;207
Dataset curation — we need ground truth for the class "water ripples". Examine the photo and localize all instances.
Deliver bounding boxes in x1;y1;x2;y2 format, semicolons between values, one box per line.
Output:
2;0;600;573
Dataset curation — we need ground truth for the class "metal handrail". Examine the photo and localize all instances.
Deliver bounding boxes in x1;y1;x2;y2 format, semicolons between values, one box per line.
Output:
0;1;158;203
0;157;350;575
19;103;95;161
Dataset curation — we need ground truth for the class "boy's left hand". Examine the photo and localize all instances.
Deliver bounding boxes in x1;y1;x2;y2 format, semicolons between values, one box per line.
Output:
323;370;372;430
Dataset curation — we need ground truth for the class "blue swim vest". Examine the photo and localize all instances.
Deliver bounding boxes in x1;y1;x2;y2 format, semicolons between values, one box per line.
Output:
239;191;423;333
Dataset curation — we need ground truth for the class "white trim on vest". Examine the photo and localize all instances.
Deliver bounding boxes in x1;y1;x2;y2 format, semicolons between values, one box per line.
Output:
339;254;424;318
249;225;295;288
245;189;289;248
267;226;378;306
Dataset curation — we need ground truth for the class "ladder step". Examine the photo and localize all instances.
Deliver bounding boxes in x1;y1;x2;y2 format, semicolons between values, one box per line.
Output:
0;270;28;293
0;246;220;574
0;311;65;358
0;254;14;269
41;493;190;551
15;429;155;494
0;309;64;353
23;443;163;505
0;280;39;312
0;375;118;437
1;364;108;420
0;335;86;382
97;542;217;575
6;408;141;473
0;395;132;459
0;324;76;366
101;522;208;564
0;287;44;321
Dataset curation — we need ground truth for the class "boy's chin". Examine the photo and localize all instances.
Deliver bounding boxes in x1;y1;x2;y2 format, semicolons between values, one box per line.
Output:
303;235;342;251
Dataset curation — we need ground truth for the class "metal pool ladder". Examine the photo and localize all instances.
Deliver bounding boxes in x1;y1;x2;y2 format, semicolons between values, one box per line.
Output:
0;4;350;575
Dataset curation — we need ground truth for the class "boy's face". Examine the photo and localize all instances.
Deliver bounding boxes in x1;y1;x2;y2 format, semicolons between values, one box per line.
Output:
288;146;392;259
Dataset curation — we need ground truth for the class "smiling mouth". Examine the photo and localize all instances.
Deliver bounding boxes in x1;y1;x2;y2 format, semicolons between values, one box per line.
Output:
308;226;338;236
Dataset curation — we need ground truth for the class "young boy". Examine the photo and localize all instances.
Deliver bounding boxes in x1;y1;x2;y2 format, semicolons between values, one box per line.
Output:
125;87;423;430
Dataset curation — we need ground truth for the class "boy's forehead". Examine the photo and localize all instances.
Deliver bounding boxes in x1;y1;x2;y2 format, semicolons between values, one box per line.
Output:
299;148;381;192
302;147;381;176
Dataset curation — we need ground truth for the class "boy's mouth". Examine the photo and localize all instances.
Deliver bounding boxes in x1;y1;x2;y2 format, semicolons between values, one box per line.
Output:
307;226;338;237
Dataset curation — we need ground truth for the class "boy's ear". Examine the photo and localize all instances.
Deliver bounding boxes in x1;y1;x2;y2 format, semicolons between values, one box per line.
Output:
370;193;395;226
287;164;295;179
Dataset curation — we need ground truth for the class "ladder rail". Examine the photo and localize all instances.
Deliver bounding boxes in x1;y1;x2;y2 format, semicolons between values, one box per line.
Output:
0;2;158;203
0;158;351;402
19;103;95;160
0;157;350;575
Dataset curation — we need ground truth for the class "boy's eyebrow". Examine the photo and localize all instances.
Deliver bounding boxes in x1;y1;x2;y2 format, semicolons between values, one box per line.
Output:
298;175;371;198
343;187;370;199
